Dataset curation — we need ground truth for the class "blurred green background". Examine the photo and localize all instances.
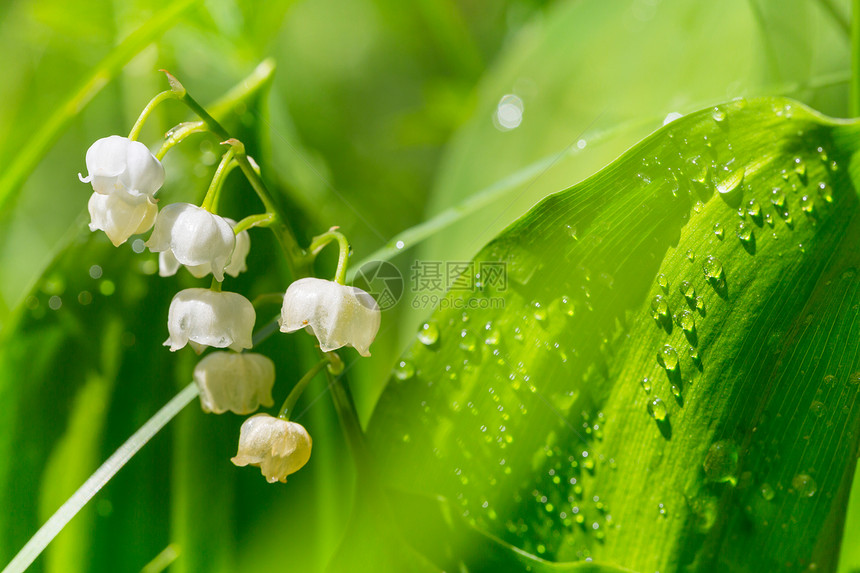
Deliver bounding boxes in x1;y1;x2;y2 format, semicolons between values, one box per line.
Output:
1;0;858;571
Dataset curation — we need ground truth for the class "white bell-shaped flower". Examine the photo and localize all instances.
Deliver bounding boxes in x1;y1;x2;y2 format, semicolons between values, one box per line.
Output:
155;217;250;279
231;414;312;483
193;352;275;415
79;135;164;200
279;277;381;357
87;191;158;247
164;288;255;354
224;219;251;277
146;203;236;282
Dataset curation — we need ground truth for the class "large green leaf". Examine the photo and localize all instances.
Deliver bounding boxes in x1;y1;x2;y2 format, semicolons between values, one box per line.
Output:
365;97;860;572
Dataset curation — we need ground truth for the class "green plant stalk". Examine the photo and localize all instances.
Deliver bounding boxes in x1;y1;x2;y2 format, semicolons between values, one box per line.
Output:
279;359;330;420
127;91;178;141
156;122;207;161
200;149;236;213
307;229;351;284
173;75;373;499
233;213;274;234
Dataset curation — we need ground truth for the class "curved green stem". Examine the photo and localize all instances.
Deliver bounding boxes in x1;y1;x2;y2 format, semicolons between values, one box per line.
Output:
209;277;222;291
279;358;330;420
128;90;179;141
200;149;236;213
233;212;274;234
307;229;351;284
155;121;207;160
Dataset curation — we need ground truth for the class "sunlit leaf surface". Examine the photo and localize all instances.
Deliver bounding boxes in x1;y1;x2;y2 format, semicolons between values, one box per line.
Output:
367;97;860;572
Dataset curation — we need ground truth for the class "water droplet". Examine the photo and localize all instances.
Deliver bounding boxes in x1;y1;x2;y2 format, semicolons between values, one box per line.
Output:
418;321;439;345
817;146;828;162
703;440;739;485
459;330;477;352
792;473;817;497
559;295;575;317
695;296;705;311
658;503;667;517
760;483;775;501
810;401;826;418
531;301;546;321
702;255;724;282
716;167;744;195
566;225;578;240
648;397;668;421
678;310;695;332
736;222;752;242
679;280;697;301
650;294;669;319
657;344;679;371
817;182;833;203
671;384;681;398
657;273;669;291
747;199;761;218
713;223;724;239
800;195;815;215
394;360;415;380
793;157;807;181
641;377;652;393
764;213;773;227
712;107;726;123
769;191;786;213
688;346;700;361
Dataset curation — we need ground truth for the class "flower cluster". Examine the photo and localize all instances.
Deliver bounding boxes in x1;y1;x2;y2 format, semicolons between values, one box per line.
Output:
81;104;382;485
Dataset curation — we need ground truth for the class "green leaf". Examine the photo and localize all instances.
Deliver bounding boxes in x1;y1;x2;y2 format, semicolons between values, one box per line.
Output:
366;97;860;572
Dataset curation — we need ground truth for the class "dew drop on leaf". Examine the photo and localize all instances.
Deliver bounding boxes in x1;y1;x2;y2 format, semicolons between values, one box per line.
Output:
792;473;817;497
657;273;669;291
648;397;668;421
801;195;815;215
678;310;695;332
417;321;439;345
679;280;696;301
713;222;724;239
559;295;574;317
760;483;775;501
640;377;652;393
736;222;752;242
702;255;724;282
746;199;761;218
657;344;679;371
651;294;669;318
817;182;833;203
394;360;415;380
809;400;826;418
770;187;786;209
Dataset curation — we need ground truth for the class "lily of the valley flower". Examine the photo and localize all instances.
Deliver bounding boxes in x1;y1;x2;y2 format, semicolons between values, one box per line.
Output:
194;352;275;415
231;414;312;483
279;277;380;357
146;203;237;282
164;288;255;353
87;191;158;247
79;135;164;200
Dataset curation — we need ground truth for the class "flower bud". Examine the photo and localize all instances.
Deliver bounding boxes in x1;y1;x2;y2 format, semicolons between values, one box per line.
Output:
87;191;158;247
279;277;380;357
79;135;164;200
146;203;236;282
231;414;312;483
194;352;275;414
164;288;255;353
